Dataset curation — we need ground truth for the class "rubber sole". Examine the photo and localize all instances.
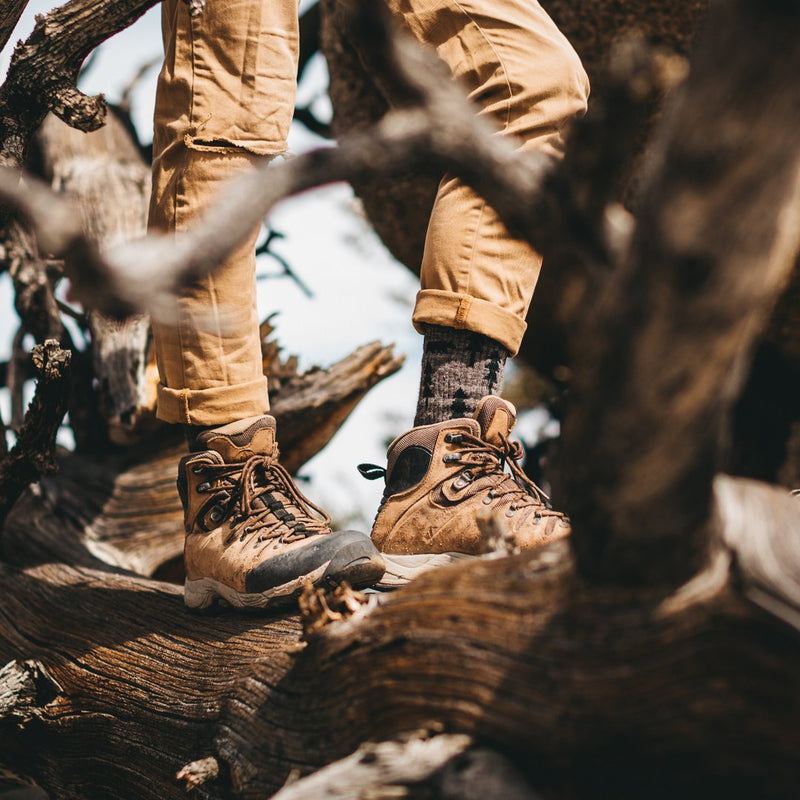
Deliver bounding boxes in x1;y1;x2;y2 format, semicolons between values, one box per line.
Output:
376;552;473;589
184;549;386;611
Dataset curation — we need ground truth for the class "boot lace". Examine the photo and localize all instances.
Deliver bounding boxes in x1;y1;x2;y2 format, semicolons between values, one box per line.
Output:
194;455;331;543
442;431;564;518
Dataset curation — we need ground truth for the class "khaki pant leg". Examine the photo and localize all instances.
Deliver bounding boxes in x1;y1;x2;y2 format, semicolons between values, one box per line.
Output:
388;0;589;355
149;0;299;425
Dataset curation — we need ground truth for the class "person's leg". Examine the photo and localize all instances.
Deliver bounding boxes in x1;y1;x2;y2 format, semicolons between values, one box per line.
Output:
396;0;589;360
368;0;589;584
150;0;384;608
150;0;297;426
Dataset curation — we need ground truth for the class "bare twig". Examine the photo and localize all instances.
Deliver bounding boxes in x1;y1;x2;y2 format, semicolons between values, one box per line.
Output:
0;339;71;534
255;228;314;298
117;55;160;114
292;105;332;139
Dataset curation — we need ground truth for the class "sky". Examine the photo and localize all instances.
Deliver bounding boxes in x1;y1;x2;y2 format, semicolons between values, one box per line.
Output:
0;0;424;528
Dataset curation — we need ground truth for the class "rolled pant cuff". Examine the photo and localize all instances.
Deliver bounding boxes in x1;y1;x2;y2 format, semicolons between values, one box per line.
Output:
156;376;269;426
412;290;527;356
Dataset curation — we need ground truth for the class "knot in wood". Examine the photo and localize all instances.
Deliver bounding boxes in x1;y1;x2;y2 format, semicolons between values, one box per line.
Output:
31;339;71;381
0;659;60;726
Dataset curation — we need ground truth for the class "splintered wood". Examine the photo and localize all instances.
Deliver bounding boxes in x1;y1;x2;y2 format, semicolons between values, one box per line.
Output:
298;581;372;638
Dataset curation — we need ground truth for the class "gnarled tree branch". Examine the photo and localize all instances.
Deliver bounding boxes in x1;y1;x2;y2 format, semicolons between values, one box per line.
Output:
0;0;159;166
0;339;70;533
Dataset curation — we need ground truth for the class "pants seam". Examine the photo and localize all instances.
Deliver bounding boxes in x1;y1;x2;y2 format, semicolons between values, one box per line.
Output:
452;0;513;134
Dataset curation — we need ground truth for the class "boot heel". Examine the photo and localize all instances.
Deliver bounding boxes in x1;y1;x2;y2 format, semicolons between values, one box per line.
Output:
184;579;216;611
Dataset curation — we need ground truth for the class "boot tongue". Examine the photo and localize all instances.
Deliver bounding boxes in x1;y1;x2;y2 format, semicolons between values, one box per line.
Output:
197;415;277;462
473;396;516;444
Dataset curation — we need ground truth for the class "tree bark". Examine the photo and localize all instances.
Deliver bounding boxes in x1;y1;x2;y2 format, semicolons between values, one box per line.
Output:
0;0;30;53
0;0;159;167
1;479;799;799
0;341;70;532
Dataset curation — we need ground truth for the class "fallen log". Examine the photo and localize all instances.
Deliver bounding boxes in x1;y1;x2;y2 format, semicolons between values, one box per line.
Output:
0;478;798;800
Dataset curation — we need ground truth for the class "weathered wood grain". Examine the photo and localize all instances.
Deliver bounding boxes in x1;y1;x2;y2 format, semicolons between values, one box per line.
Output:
1;475;799;799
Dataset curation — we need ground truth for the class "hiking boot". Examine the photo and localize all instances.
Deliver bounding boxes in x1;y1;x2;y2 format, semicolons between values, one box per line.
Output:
179;415;385;609
360;396;570;586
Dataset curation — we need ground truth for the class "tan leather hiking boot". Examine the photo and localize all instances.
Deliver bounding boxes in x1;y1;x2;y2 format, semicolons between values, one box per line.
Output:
361;396;570;586
179;416;385;609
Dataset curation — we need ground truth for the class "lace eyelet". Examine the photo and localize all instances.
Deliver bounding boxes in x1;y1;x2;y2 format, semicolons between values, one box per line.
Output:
208;505;225;524
192;465;205;475
443;453;462;464
483;494;493;505
505;505;517;518
196;482;211;493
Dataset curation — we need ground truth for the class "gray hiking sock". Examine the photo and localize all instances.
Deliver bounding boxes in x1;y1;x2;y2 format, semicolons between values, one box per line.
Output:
414;324;508;426
183;424;215;453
